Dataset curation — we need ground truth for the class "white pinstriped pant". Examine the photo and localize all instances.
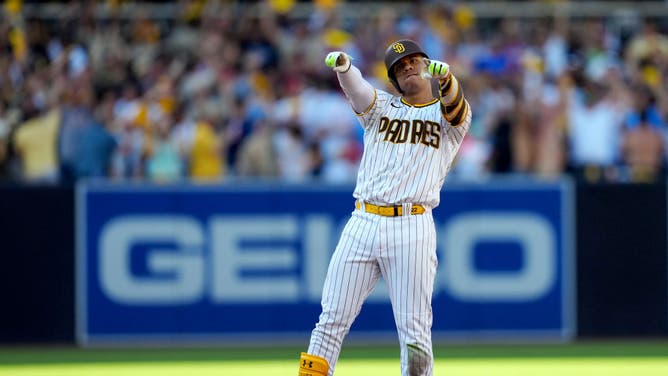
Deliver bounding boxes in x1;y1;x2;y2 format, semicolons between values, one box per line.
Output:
308;208;437;376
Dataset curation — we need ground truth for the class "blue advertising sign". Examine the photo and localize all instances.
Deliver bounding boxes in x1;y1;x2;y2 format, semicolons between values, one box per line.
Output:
76;180;574;345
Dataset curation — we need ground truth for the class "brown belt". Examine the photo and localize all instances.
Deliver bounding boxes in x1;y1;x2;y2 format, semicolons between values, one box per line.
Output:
355;201;425;217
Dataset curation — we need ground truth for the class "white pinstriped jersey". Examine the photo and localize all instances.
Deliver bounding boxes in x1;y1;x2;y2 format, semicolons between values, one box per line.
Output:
354;90;470;209
308;203;438;375
306;58;472;376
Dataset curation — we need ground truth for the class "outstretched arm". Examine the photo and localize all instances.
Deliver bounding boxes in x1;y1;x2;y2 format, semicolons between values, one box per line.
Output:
325;52;375;115
426;60;471;127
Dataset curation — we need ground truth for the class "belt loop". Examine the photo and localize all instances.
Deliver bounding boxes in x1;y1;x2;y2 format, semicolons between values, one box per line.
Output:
358;200;365;211
403;203;411;217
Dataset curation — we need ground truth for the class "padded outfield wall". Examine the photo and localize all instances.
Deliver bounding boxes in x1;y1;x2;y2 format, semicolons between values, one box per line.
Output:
0;179;665;344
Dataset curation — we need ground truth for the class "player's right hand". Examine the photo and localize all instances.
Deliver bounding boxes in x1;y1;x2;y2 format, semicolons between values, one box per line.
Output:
325;51;352;73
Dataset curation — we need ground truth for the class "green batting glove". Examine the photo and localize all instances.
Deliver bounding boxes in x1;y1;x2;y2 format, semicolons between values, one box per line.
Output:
325;51;352;73
426;59;450;79
325;51;341;68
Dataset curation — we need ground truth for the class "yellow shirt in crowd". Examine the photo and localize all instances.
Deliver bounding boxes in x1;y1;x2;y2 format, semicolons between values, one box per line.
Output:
189;121;224;181
13;109;61;181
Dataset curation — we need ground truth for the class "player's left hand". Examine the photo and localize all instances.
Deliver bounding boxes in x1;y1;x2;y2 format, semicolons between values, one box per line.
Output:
425;59;450;79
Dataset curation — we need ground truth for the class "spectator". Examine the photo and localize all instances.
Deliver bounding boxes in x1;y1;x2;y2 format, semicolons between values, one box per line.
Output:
621;109;665;182
73;91;117;179
273;122;311;182
225;96;253;175
625;20;668;81
58;84;96;183
0;99;20;179
12;101;60;183
145;114;183;183
188;114;225;182
3;2;668;185
531;74;569;177
565;76;628;182
236;118;278;179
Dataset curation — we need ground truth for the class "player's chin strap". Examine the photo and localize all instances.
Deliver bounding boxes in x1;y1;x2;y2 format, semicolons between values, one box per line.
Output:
298;352;329;376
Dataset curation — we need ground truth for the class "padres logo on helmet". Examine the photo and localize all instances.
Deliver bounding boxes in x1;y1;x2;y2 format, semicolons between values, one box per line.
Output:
384;39;429;93
392;42;406;54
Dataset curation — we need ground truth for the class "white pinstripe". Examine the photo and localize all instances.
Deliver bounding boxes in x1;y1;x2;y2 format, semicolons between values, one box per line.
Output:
355;91;469;208
308;210;437;375
307;78;470;375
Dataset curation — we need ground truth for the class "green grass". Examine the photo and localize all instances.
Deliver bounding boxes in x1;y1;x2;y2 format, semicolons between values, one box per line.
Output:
0;341;667;375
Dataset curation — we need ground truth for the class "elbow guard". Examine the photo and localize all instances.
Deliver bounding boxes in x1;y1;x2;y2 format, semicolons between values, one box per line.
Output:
439;75;469;127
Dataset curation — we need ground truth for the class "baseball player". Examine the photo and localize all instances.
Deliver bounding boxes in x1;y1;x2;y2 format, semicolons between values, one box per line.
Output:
298;39;471;376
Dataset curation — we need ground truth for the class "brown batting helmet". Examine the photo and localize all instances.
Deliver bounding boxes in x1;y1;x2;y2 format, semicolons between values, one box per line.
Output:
384;39;429;93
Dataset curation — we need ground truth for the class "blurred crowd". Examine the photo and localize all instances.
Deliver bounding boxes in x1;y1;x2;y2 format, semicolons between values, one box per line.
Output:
1;0;668;185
